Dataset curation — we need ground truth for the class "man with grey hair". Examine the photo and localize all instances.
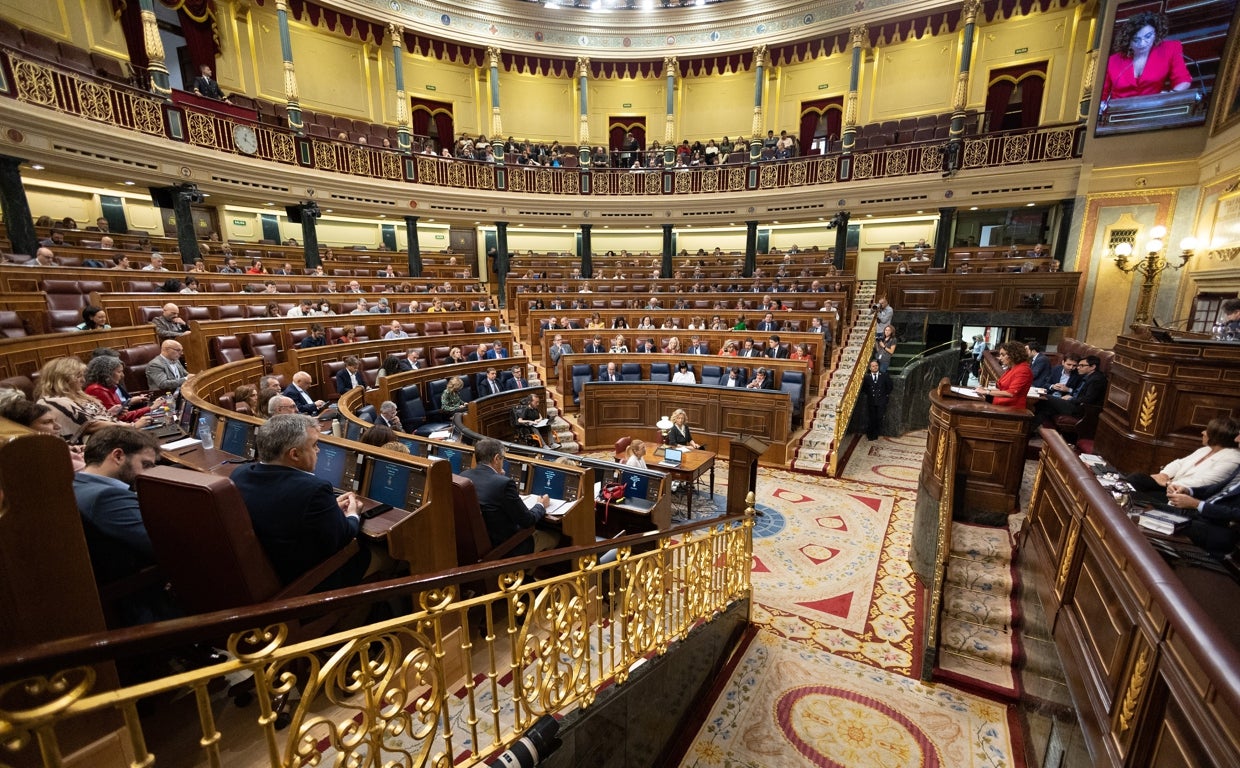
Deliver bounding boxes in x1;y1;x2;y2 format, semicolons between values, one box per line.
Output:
267;395;297;417
377;400;401;429
29;247;57;267
461;437;550;556
230;414;368;587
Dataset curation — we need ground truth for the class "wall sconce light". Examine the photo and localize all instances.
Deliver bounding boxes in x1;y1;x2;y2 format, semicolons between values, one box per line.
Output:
1112;224;1191;323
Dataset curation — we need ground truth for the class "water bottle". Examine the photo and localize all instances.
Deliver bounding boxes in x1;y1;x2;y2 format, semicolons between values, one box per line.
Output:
198;416;214;449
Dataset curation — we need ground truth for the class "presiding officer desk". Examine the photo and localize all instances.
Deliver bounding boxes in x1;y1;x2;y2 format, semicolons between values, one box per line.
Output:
1024;428;1240;767
180;358;456;575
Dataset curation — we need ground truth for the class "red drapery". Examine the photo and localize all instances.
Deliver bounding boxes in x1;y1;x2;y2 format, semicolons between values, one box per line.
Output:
111;0;148;80
986;61;1048;130
609;119;646;154
432;111;454;150
111;0;220;74
798;98;843;155
411;97;452;150
281;0;384;44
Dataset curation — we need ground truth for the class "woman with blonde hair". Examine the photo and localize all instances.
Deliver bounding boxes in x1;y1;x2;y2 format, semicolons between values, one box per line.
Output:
440;376;467;413
35;357;125;442
609;334;629;354
626;439;648;469
666;408;701;449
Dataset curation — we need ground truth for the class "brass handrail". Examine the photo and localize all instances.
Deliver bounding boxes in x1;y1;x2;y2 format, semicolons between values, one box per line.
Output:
827;318;876;476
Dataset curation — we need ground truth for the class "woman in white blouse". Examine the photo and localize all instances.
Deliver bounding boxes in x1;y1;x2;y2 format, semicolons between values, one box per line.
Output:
671;362;696;384
1126;417;1240;493
625;439;648;469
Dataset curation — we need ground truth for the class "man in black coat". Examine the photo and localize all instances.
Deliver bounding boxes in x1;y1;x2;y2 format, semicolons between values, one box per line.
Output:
191;64;230;102
1167;437;1240;555
861;359;893;440
460;438;548;556
1027;342;1052;388
231;415;368;588
1038;355;1106;422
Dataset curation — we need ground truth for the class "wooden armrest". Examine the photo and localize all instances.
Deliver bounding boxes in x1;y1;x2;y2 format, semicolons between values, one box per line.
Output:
98;565;165;604
275;540;361;598
485;526;536;561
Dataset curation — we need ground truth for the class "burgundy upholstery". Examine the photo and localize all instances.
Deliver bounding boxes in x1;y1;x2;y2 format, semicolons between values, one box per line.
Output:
41;279;89;311
614;436;632;462
118;342;161;394
242;332;279;367
209;335;246;365
0;311;28;338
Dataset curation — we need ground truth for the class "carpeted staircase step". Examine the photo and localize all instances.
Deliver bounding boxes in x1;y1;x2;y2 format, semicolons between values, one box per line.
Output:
939;616;1016;667
945;555;1015;595
942;588;1013;630
949;522;1013;563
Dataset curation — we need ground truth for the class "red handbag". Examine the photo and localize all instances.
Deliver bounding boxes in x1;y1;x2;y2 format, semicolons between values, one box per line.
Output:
598;481;626;524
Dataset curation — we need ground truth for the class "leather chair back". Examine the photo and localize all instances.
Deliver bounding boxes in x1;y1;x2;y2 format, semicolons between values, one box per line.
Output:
209;335;246;365
136;466;283;613
243;332;279;367
41;279;88;311
614;436;632;462
118;342;160;394
451;475;496;565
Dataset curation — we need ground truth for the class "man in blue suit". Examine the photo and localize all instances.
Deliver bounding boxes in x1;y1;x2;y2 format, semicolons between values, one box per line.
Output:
483;341;509;360
231;415;369;588
334;356;366;395
461;438;550;556
73;426;161;578
1027;342;1052;388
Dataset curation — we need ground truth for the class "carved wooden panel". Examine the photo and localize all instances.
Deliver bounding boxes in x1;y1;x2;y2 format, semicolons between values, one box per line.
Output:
950;288;1000;311
1066;544;1134;713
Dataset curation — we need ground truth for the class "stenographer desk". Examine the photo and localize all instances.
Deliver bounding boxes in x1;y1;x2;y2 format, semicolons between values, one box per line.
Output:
646;444;716;519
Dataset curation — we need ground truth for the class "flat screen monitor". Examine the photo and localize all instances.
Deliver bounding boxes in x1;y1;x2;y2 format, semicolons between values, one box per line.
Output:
529;465;567;500
436;445;464;474
314;442;351;490
176;398;196;435
663;448;683;464
219;420;252;458
398;437;424;456
620;471;650;501
345;420;365;442
365;457;411;508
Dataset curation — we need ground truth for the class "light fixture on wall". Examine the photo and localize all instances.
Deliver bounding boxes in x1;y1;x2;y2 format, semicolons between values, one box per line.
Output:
1111;225;1193;323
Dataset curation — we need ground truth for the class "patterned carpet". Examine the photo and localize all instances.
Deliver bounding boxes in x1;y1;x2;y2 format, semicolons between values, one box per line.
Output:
677;433;1020;767
681;631;1019;768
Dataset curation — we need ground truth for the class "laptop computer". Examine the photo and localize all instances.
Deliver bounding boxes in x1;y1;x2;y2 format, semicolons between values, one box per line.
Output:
656;447;683;468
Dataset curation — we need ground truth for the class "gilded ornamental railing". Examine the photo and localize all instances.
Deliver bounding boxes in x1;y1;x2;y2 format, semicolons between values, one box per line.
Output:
0;513;753;768
827;319;875;477
0;47;1084;198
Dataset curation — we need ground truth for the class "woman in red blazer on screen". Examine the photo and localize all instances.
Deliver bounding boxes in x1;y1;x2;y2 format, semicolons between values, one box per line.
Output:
1100;12;1191;111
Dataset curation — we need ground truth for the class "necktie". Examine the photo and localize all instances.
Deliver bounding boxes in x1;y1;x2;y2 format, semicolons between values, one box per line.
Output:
873;374;878;383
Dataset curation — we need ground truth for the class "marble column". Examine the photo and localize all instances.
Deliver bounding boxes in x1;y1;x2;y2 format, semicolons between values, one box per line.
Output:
749;46;767;162
948;0;983;141
404;215;422;277
0;157;37;258
661;224;674;278
744;221;758;277
577;57;591;167
934;207;955;269
138;0;171;98
832;212;850;271
487;47;503;139
495;221;509;300
841;25;868;154
391;25;411;152
580;223;593;279
275;0;304;132
664;57;677;166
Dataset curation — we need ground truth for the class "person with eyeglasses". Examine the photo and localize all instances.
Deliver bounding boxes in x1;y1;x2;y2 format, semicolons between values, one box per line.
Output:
1037;355;1106;423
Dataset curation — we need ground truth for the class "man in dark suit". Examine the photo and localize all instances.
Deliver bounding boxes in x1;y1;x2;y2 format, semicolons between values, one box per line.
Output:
740;338;763;358
283;371;325;415
232;415;369;588
1167;438;1240;554
505;365;529;390
461;438;548;556
1027;342;1052;388
861;360;893;440
476;317;499;333
334;356;365;395
599;362;621;382
1046;354;1080;397
377;401;402;430
687;336;710;355
548;335;572;372
636;338;656;353
73;426;161;580
1038;355;1105;421
478;367;503;396
765;334;789;358
191;64;230;102
722;367;746;387
483;341;508;360
583;336;605;354
756;312;780;332
396;349;424;372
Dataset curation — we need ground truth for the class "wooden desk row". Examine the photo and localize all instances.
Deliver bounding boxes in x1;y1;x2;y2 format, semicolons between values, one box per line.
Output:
874;257;1059;298
885;271;1081;317
1024;428;1240;767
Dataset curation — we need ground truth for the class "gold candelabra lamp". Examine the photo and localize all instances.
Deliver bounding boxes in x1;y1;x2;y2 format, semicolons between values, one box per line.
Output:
1111;226;1195;323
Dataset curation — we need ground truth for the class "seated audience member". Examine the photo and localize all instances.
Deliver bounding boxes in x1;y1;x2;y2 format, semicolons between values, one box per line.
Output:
152;303;190;340
1046;354;1080;397
512;392;557;448
461;438;551;556
1166;449;1240;555
722;367;746;388
38;357;126;442
626;439;648;469
287;299;314;317
808;316;833;345
231;415;369;588
1127;417;1240;496
233;384;259;415
583;336;606;354
665;408;701;449
73;425;159;563
146;339;191;394
335;326;359;344
548;335;572;372
789;343;813;367
2;399;86;470
747;368;771;389
384;319;409;339
359;425;398;448
664;337;682;354
1218;298;1240;339
609;335;629;354
283;371;326;414
440;376;467;413
599;362;622;382
335;356;366;394
483;341;509;360
446;346;467;364
506;366;529;390
977;341;1033;410
298;324;327;348
86;356;153;424
672;362;697;384
267;395;298;417
75;305;111;331
1037;355;1106;422
766;334;789;359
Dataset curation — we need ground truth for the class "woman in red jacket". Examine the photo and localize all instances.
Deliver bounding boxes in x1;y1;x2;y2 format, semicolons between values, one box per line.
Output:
1100;12;1191;111
978;341;1033;410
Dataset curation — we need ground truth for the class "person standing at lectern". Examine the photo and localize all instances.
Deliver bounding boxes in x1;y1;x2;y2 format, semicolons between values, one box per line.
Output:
192;64;231;103
861;360;893;441
1099;12;1191;112
977;341;1033;410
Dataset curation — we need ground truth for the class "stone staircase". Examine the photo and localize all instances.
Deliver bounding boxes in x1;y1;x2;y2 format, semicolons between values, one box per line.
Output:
513;336;580;453
791;280;876;472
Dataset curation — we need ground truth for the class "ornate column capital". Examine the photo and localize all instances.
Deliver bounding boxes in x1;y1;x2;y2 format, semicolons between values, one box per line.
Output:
487;46;501;69
961;0;984;25
274;0;288;12
664;56;678;78
576;57;591;79
752;45;767;68
389;23;403;47
849;24;869;49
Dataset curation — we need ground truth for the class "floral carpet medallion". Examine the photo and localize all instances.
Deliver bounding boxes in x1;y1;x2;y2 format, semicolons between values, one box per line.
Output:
681;631;1016;768
751;469;920;676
